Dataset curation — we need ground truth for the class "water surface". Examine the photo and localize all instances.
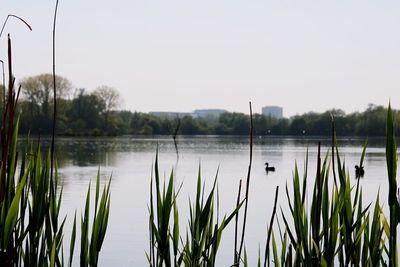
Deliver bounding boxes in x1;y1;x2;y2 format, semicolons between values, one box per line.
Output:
42;135;388;266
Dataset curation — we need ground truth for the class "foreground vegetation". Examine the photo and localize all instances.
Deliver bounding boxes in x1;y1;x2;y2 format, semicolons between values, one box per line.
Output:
0;15;111;266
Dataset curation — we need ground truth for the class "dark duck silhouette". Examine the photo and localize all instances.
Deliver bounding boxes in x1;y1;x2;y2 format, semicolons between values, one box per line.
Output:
265;162;275;172
355;165;365;178
355;139;367;178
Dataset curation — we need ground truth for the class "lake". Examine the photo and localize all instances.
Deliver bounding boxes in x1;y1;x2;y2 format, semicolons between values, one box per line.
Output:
42;135;389;266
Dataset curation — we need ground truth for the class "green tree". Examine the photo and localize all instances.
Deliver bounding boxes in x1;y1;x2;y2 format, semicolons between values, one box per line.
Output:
180;116;202;134
67;89;105;134
20;73;72;116
20;74;72;133
289;117;307;135
216;113;249;135
271;118;289;135
93;85;121;132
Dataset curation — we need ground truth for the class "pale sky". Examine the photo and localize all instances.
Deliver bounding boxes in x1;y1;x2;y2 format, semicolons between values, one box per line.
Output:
1;0;400;117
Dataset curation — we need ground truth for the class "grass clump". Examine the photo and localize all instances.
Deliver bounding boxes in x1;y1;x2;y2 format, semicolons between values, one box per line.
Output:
148;153;241;267
0;34;111;267
261;111;395;266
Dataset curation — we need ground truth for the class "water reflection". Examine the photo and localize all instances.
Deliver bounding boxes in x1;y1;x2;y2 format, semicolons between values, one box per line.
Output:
22;135;385;167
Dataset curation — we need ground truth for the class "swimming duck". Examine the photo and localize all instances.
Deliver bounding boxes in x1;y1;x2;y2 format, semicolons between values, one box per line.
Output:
265;162;275;172
355;165;365;178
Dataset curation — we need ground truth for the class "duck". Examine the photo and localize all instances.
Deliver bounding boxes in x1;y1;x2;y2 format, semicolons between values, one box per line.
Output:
265;162;275;172
355;165;365;178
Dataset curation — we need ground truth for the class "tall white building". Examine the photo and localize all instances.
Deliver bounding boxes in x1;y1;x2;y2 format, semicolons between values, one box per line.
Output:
262;106;283;119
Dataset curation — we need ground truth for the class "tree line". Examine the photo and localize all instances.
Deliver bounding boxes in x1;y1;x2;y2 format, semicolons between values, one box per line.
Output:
0;73;397;137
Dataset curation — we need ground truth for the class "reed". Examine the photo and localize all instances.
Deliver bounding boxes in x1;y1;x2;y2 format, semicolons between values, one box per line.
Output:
79;170;112;267
148;153;242;267
258;116;392;266
387;103;398;267
0;26;111;267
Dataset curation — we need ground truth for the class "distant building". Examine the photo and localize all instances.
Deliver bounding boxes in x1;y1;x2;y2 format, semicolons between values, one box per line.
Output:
149;112;192;119
262;106;283;119
150;109;228;119
192;109;227;119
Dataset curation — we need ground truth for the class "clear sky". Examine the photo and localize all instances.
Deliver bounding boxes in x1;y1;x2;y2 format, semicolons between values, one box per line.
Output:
1;0;400;117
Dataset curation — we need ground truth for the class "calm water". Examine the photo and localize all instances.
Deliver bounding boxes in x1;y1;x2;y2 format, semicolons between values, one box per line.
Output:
39;135;389;266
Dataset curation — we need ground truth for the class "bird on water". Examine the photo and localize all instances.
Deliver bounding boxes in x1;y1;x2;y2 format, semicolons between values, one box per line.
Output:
265;162;275;172
355;165;365;178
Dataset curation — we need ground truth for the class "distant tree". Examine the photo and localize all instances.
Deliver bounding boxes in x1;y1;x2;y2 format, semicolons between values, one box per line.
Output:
271;118;289;135
312;112;332;135
215;113;233;134
93;86;121;131
180;116;205;135
20;73;72;118
115;110;133;134
235;113;250;134
253;114;280;135
330;109;346;117
67;88;105;132
289;117;307;135
93;86;120;112
363;105;386;136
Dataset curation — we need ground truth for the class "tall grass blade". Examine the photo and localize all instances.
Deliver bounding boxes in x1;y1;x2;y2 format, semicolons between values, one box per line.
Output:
386;103;398;267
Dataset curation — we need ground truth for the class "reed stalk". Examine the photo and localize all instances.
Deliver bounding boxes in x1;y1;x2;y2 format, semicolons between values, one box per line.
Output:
264;186;279;267
234;180;242;264
386;103;397;267
237;102;253;265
